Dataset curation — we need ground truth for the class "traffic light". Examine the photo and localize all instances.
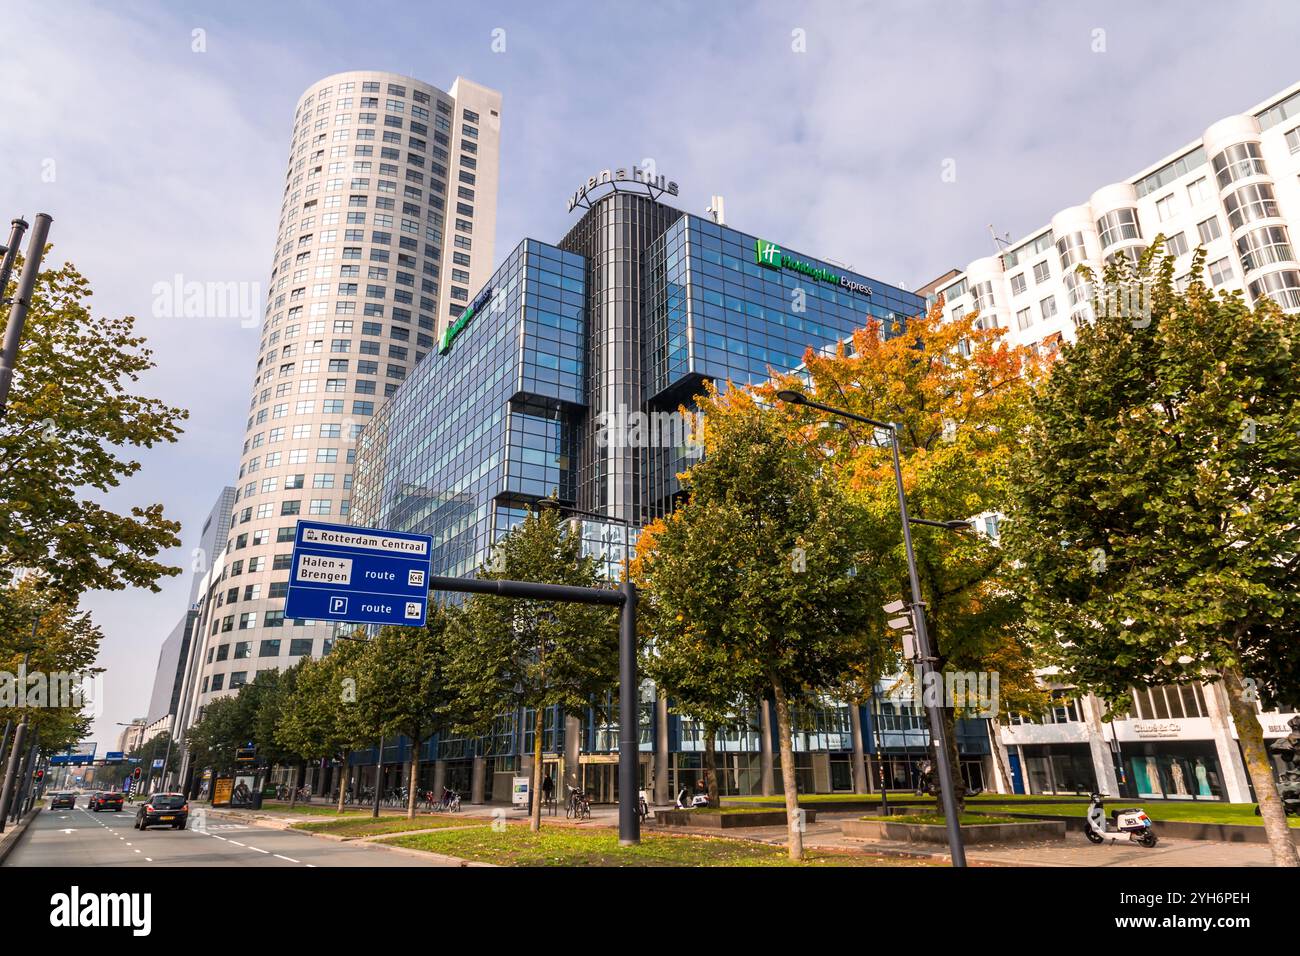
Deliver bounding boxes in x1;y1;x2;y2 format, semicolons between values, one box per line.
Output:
132;766;142;780
33;768;44;781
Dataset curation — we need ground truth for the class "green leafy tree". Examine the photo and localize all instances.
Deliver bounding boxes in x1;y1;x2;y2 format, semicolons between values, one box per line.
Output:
0;255;188;606
0;577;103;765
1004;248;1300;866
277;637;373;812
445;509;618;831
184;692;257;782
633;383;887;860
354;609;459;818
778;302;1047;810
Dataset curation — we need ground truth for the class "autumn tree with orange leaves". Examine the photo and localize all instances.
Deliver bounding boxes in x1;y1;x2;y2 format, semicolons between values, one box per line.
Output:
766;299;1047;810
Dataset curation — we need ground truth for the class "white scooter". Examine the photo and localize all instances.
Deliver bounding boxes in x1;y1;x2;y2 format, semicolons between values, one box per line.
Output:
1084;792;1157;847
675;786;710;809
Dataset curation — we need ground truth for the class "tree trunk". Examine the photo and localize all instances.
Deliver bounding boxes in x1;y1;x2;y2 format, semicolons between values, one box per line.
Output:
336;750;349;813
771;677;804;861
940;707;966;815
849;702;868;794
987;719;1013;796
406;734;421;819
288;763;299;808
530;708;545;832
1222;666;1298;867
703;721;719;807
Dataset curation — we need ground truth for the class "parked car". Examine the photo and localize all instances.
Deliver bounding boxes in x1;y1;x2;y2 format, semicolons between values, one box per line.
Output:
91;791;125;812
50;792;76;809
134;792;189;830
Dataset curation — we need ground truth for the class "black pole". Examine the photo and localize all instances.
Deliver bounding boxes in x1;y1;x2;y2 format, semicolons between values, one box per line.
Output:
618;578;639;846
372;736;384;818
0;720;11;783
889;428;967;867
14;734;39;819
0;212;52;419
776;390;967;866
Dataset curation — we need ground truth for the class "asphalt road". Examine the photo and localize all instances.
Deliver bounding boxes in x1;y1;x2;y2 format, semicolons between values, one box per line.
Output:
5;800;453;867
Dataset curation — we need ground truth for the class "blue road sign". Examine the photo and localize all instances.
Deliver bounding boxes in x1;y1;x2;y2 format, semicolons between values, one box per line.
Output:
283;520;433;628
105;751;124;762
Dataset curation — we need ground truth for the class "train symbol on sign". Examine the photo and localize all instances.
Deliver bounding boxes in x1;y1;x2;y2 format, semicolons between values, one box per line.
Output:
329;596;349;615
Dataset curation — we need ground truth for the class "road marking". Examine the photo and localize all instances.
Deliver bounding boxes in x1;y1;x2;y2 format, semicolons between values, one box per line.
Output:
248;846;269;854
305;864;316;867
60;829;76;834
145;858;153;862
134;849;141;854
274;854;300;863
211;835;227;841
229;841;246;847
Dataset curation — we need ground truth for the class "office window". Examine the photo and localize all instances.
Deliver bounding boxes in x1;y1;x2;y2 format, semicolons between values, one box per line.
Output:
1016;307;1033;330
289;638;313;657
1186;176;1212;205
233;641;252;659
1207;256;1234;286
1155;194;1177;222
1039;295;1058;320
1165;231;1189;258
1009;273;1026;296
258;639;282;657
1032;261;1051;284
1197;217;1222;244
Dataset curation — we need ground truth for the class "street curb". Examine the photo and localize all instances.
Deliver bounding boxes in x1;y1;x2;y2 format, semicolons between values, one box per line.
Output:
0;807;43;866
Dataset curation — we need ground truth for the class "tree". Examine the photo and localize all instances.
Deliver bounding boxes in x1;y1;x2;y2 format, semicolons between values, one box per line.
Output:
0;255;188;606
777;302;1047;811
0;576;103;761
445;508;618;831
184;693;256;780
245;666;306;804
353;609;458;818
633;382;886;860
276;637;372;812
1004;247;1300;866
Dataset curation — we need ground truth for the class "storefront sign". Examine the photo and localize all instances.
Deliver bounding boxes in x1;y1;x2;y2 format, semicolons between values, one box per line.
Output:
1131;721;1182;739
754;239;872;296
566;165;679;212
438;286;494;354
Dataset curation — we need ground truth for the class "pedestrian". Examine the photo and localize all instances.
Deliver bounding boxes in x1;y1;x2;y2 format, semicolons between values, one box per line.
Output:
542;772;555;806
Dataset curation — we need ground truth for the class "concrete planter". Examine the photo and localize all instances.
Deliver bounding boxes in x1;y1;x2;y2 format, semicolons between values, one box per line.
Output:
656;809;818;829
842;816;1066;845
997;810;1300;845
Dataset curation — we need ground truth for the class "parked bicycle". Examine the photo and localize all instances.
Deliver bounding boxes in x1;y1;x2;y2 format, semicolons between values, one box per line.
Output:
566;785;591;820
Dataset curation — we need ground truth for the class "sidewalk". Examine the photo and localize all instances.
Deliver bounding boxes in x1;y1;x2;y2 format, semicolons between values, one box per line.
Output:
679;811;1280;867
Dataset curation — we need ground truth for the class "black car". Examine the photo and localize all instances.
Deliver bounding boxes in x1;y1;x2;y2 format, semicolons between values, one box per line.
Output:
50;792;76;809
91;791;125;812
134;793;189;830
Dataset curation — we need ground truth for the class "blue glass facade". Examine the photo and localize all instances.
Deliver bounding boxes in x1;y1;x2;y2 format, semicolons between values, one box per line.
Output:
350;193;988;799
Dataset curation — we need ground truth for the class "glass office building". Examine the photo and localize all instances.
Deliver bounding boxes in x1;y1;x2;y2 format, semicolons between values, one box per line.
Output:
351;191;990;800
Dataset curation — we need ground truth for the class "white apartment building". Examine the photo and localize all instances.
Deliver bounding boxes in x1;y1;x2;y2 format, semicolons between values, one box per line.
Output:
932;80;1300;353
189;71;501;712
931;80;1300;803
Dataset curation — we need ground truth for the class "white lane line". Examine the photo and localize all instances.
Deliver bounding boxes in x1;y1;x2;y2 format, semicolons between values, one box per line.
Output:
133;849;141;854
248;846;269;854
211;835;227;841
274;854;300;863
229;841;246;847
305;864;316;867
145;858;153;862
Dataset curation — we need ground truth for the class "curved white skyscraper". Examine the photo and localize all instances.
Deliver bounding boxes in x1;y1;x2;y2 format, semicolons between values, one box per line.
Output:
188;70;501;712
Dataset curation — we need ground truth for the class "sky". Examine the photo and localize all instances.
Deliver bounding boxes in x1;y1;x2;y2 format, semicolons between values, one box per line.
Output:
2;0;1299;750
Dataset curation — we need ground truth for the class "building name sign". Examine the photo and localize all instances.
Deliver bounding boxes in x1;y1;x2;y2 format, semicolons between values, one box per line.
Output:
438;285;494;354
1131;721;1182;739
754;239;872;296
566;165;679;212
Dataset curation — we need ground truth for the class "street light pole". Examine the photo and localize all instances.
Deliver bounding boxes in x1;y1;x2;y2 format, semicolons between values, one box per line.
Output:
776;390;968;867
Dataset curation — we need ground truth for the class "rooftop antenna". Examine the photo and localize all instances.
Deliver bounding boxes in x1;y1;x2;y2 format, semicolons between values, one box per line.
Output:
988;223;1012;254
707;195;726;225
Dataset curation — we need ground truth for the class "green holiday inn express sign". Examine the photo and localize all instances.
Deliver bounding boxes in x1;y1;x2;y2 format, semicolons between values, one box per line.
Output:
438;286;494;354
754;239;872;296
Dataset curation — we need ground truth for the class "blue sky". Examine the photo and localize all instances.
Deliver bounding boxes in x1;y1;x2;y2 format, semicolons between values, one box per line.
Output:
3;0;1298;749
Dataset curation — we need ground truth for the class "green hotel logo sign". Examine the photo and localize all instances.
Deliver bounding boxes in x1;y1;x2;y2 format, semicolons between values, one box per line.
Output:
438;286;494;354
753;239;872;297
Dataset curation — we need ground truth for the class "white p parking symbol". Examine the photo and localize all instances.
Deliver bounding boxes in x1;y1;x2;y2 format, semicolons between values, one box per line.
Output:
329;597;348;615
